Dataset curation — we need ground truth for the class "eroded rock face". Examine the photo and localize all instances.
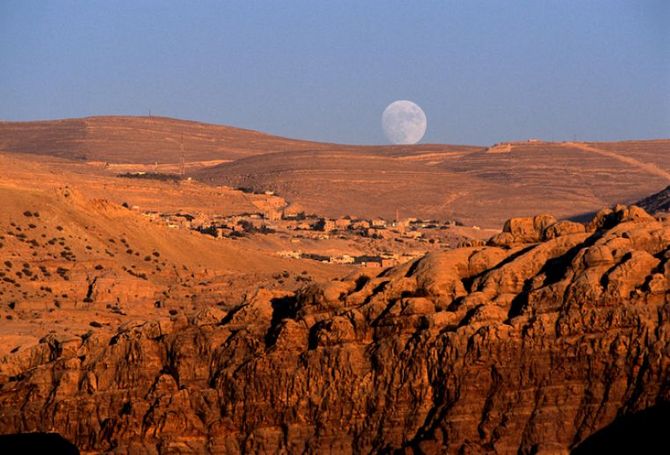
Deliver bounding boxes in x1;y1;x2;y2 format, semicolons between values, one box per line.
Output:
0;206;669;454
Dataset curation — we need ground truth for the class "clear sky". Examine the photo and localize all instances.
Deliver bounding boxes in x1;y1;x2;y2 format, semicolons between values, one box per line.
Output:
1;0;668;145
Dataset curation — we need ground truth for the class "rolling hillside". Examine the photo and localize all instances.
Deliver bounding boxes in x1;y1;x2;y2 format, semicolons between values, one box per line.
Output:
2;115;668;227
0;116;329;164
197;139;670;227
0;116;477;164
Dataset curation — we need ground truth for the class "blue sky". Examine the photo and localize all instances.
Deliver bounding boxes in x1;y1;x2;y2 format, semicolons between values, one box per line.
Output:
1;0;668;145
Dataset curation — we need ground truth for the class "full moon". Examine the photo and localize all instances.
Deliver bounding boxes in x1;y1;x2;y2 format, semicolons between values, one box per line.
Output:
381;100;427;145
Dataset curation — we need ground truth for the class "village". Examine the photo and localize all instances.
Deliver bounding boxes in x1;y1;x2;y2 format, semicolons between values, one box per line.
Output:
137;198;491;269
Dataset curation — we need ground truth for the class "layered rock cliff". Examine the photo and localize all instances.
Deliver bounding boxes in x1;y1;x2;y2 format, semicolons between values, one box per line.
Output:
0;205;668;453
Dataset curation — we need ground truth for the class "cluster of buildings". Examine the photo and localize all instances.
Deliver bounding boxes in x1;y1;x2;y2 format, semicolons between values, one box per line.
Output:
140;205;464;267
276;250;420;268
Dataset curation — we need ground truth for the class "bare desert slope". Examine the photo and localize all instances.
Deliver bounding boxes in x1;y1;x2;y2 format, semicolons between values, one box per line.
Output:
0;151;281;217
0;116;331;164
3;116;668;227
198;139;670;227
0;116;470;165
0;183;349;357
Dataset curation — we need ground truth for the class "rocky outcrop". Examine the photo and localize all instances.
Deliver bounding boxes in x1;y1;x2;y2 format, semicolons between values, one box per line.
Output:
636;185;670;214
0;205;668;453
488;214;586;247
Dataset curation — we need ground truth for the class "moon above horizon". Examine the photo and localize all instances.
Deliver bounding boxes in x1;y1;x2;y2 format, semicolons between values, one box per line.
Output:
382;100;427;145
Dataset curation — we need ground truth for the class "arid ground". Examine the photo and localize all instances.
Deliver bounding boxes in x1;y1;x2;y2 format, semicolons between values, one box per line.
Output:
0;116;668;453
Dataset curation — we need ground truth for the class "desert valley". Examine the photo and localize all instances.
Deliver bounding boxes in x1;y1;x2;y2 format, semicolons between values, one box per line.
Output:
0;116;668;453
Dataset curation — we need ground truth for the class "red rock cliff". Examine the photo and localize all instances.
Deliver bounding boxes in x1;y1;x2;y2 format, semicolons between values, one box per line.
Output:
0;205;668;453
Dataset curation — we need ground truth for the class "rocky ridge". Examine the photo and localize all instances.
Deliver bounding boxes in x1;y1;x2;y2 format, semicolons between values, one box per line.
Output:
0;205;668;453
636;184;670;215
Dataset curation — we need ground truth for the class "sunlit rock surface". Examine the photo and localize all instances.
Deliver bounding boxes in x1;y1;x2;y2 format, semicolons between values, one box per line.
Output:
0;205;668;453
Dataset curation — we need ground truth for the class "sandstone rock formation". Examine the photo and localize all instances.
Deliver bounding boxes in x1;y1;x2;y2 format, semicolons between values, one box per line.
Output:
0;205;668;453
636;184;670;215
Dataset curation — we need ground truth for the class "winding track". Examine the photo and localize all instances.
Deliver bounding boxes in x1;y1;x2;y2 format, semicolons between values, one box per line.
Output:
564;142;670;182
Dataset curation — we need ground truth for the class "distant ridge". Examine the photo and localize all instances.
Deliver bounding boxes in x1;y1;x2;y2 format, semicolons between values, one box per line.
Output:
0;115;335;164
197;139;670;227
1;115;669;227
0;115;477;164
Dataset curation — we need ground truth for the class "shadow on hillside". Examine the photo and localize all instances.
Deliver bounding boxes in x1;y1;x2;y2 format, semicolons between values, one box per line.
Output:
571;402;670;454
0;432;79;454
567;210;598;223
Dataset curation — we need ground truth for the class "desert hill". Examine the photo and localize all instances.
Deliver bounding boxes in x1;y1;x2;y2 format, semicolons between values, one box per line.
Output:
197;149;493;221
197;139;670;227
0;204;667;452
0;183;349;357
2;115;669;228
0;116;326;164
0;151;281;218
0;116;473;165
